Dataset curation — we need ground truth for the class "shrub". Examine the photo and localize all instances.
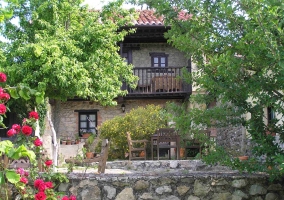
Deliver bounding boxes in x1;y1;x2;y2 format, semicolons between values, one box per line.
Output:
99;104;167;159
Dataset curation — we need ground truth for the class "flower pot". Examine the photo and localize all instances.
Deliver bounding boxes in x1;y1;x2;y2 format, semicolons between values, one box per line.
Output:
66;140;72;145
180;148;186;158
238;156;249;161
139;151;145;157
85;152;94;159
82;133;91;138
61;141;66;145
266;130;276;136
75;140;80;144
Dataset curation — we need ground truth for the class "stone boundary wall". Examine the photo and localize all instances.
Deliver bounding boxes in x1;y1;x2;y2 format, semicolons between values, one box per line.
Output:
56;160;284;200
59;172;283;200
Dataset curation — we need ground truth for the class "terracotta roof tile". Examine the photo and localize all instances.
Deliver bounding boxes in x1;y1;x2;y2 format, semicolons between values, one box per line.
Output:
134;10;192;26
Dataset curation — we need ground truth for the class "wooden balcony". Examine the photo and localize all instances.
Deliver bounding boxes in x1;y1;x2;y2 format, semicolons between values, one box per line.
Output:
123;66;192;99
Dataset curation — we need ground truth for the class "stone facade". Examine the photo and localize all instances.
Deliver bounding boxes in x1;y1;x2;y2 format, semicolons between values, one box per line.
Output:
132;43;188;68
56;160;284;200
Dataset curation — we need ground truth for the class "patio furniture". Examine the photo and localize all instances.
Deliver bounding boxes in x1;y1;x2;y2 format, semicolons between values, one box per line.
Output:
126;132;148;160
183;130;210;158
151;128;180;160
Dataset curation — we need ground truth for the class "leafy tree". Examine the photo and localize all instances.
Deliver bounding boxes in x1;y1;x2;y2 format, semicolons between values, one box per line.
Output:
129;0;284;179
1;0;138;106
99;105;167;159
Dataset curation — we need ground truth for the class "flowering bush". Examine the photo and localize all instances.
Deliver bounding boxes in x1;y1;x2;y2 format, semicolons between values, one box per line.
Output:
0;72;76;199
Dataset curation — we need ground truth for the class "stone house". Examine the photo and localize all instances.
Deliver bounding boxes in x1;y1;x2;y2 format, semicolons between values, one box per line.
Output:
40;10;195;162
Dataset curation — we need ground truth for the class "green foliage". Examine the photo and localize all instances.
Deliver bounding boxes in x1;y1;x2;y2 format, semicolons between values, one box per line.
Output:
130;0;284;179
0;140;36;185
2;0;138;106
99;104;167;159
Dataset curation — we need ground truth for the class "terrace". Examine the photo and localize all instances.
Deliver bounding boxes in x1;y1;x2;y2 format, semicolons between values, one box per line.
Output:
123;66;192;99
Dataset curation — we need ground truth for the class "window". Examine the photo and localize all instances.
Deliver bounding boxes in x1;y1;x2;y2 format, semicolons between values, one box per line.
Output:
76;110;98;136
150;52;169;67
267;107;275;123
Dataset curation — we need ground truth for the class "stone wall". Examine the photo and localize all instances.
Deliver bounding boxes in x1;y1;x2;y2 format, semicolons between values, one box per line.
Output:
215;125;251;157
132;43;188;68
57;160;283;200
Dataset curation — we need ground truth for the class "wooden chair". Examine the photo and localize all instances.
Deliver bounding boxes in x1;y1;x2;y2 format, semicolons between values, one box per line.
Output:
183;130;210;158
156;128;180;160
126;132;148;160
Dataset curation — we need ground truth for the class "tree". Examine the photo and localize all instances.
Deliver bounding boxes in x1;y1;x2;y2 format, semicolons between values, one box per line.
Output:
1;0;138;106
129;0;284;179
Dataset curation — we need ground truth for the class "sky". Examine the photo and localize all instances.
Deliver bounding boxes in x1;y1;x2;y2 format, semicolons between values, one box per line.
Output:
82;0;138;9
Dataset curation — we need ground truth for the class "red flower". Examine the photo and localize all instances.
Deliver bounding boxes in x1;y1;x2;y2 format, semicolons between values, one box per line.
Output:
38;182;46;192
35;191;46;200
0;87;4;94
45;160;52;167
0;104;6;114
69;195;76;200
0;73;7;82
22;125;33;136
24;171;29;177
7;129;16;137
45;181;53;189
34;179;44;188
61;196;69;200
34;138;43;146
0;93;10;101
12;124;21;133
20;177;28;184
29;111;39;120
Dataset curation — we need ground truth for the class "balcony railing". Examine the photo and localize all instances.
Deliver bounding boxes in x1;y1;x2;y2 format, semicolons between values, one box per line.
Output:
123;66;192;99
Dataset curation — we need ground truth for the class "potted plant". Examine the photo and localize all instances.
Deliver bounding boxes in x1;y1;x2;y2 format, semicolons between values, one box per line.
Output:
75;135;80;144
80;129;93;138
84;134;96;159
66;137;72;145
61;138;67;145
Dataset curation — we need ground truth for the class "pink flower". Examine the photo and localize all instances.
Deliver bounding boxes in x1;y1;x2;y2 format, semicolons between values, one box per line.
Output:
12;124;21;133
45;160;52;167
0;104;6;114
20;177;28;184
0;87;4;94
22;125;33;136
69;195;76;200
45;181;53;189
0;73;7;82
24;171;29;177
35;191;46;200
34;138;43;146
7;129;16;137
16;168;25;175
0;93;10;101
34;179;44;188
61;196;69;200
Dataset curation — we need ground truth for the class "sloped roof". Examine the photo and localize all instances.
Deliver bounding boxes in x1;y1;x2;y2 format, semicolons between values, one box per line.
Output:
133;10;191;26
